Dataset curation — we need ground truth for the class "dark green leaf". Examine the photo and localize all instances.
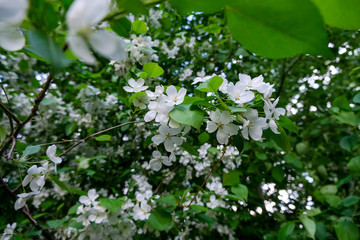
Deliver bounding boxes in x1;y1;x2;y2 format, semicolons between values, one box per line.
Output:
0;125;6;146
353;93;360;103
278;221;295;240
169;0;225;14
223;171;240;186
299;215;316;239
264;127;291;153
198;132;210;144
154;195;176;206
271;166;285;182
347;156;360;176
232;133;244;153
181;141;199;156
148;208;172;231
334;220;359;240
339;135;358;152
110;17;132;38
338;196;359;207
278;116;298;134
231;184;248;201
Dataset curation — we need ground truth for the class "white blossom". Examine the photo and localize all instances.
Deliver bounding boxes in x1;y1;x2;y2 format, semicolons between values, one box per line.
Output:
22;165;46;192
227;81;255;105
206;109;238;144
80;189;99;206
46;145;62;172
66;0;126;64
149;150;172;171
238;74;268;93
14;191;39;210
133;201;151;220
241;109;267;141
0;222;16;240
146;85;164;100
0;0;28;51
151;125;183;152
264;98;285;134
123;78;148;93
144;96;174;124
164;85;186;105
133;94;149;109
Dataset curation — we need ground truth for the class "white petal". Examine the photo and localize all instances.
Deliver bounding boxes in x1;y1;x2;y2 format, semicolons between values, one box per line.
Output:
88;30;126;62
206;121;218;133
249;127;263;141
0;0;28;24
162;157;172;166
216;129;228;144
209;109;221;123
166;85;177;98
0;28;25;51
164;139;175;152
220;111;232;125
46;145;57;157
238;74;251;84
241;127;249;140
30;179;40;192
169;127;182;135
152;134;166;145
67;34;96;65
223;124;239;135
159;125;170;135
144;111;156;122
171;136;183;146
151;161;162;171
152;150;161;158
22;175;32;187
14;197;25;210
123;86;134;92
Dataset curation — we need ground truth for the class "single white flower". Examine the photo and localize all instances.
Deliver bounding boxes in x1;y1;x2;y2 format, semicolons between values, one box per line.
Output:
88;205;107;224
241;109;267;141
14;191;39;210
264;98;285;134
0;0;28;51
22;165;46;192
66;0;126;64
192;73;214;85
227;81;255;105
144;96;174;124
123;78;148;93
149;150;172;171
151;125;183;152
206;109;238;144
1;222;17;240
46;145;62;172
133;201;151;220
79;189;99;206
146;85;164;100
164;85;186;105
238;74;269;93
135;190;153;202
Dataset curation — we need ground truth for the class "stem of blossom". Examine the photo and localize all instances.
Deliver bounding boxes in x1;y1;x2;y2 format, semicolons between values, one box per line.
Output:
59;120;139;157
6;136;16;160
214;92;231;111
182;136;232;208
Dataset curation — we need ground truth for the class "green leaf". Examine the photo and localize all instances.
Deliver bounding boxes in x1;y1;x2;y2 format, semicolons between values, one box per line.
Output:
337;175;352;188
169;0;225;14
99;198;124;213
311;0;360;30
316;222;330;240
278;116;298;134
278;221;295;240
198;132;210;144
347;156;360;176
148;208;172;231
196;213;215;227
65;123;77;136
339;134;358;152
333;95;351;111
229;106;247;113
154;195;176;206
0;125;6;146
306;208;321;217
95;135;111;142
299;215;316;239
189;205;210;212
143;62;164;78
334;220;360;240
27;29;71;71
271;166;285;182
320;185;337;195
264;127;291;153
129;92;146;103
232;133;244;153
169;104;204;131
110;17;132;38
181;141;199;156
338;195;359;207
48;175;72;195
223;171;241;186
116;0;146;15
284;153;303;169
196;76;223;93
47;219;66;229
132;20;148;34
231;184;248;201
353;93;360;103
22;145;41;158
67;204;80;215
335;111;357;126
225;0;331;58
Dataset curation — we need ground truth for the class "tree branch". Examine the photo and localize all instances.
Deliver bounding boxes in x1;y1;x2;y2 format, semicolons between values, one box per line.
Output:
59;121;139;157
276;55;303;98
182;136;231;208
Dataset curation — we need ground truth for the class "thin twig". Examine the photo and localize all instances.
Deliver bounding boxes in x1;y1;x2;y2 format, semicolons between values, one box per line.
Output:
0;102;20;124
182;136;232;208
6;136;16;160
59;121;138;157
276;55;303;98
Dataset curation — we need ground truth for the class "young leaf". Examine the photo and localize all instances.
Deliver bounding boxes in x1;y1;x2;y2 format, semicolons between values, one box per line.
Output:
223;171;241;186
95;135;111;142
196;76;223;93
169;104;204;131
278;116;298;134
22;145;41;158
99;198;124;213
334;220;359;240
110;17;132;38
231;184;248;201
143;62;164;78
148;208;173;231
299;215;316;240
132;20;148;34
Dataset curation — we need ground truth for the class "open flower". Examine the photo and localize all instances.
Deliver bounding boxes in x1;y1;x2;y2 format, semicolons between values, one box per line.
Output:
144;96;174;124
149;150;172;171
264;98;285;134
46;145;62;172
22;165;46;192
123;78;148;93
66;0;126;64
164;85;186;105
14;191;39;210
133;201;151;220
206;109;238;144
0;0;28;51
241;109;267;141
151;125;183;152
80;189;99;206
227;81;254;105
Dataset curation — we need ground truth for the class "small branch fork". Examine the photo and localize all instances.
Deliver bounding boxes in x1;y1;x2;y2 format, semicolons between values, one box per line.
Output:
276;55;303;98
181;136;232;208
